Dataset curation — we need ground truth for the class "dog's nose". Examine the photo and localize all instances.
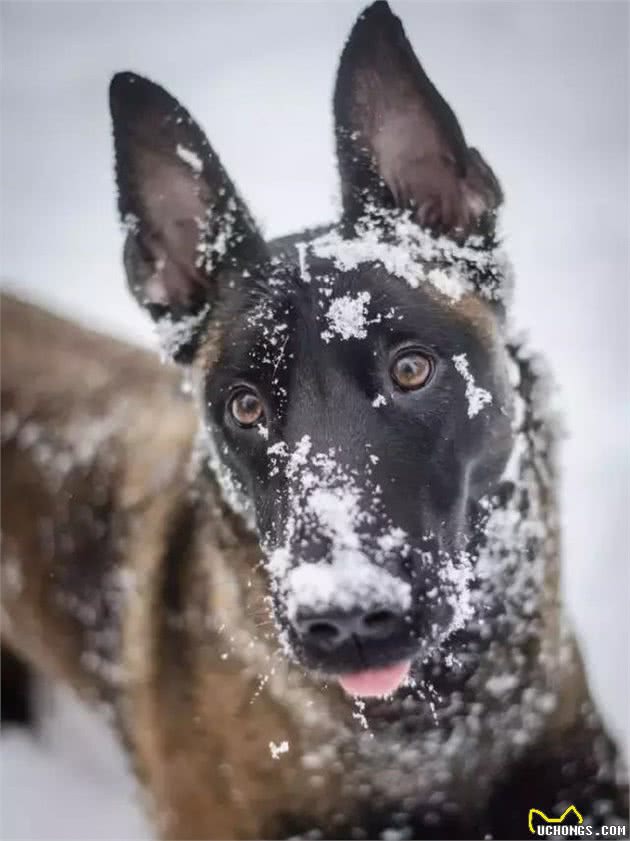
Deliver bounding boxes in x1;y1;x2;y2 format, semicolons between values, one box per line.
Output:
293;606;405;653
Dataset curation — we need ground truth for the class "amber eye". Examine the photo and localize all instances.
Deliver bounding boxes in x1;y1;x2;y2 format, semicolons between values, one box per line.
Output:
390;351;433;391
229;388;265;428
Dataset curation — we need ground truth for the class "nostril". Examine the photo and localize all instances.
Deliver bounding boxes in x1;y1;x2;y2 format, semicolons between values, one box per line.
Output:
293;609;356;651
360;608;400;638
306;620;341;641
363;609;395;627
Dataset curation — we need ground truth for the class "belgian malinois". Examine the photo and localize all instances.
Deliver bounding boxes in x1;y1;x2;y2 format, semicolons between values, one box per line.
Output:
1;2;627;838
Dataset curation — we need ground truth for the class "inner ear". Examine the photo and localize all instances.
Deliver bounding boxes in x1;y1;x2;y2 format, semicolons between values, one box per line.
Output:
110;72;268;360
334;1;503;239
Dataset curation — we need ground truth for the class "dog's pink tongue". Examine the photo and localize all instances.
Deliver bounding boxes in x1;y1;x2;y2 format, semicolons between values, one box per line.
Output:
337;661;411;698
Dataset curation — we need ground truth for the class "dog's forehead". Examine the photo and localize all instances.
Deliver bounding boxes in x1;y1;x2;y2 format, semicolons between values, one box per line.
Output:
199;235;503;376
269;247;501;354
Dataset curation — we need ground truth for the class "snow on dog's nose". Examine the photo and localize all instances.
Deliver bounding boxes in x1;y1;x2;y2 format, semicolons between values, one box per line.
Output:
285;557;412;623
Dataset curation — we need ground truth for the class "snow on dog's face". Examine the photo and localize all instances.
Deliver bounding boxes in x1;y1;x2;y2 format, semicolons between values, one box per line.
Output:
111;3;513;694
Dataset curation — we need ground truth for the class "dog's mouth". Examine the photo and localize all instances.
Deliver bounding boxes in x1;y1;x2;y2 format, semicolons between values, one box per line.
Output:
336;659;412;698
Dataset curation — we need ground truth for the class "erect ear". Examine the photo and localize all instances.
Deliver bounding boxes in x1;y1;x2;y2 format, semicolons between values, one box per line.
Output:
110;72;267;362
334;1;503;239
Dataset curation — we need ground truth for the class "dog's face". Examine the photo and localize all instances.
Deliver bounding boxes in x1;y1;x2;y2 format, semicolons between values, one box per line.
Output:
111;2;513;695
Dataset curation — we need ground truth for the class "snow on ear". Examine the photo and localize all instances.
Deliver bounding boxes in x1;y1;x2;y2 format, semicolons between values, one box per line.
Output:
334;1;503;239
110;72;267;361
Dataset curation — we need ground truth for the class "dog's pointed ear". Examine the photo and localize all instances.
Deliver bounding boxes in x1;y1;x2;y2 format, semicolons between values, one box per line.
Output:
334;1;503;239
110;72;267;361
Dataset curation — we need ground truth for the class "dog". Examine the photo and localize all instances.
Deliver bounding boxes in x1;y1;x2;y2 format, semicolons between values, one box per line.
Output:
1;2;627;838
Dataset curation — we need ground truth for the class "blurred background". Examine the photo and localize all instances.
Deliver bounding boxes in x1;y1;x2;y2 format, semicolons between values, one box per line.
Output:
1;1;628;838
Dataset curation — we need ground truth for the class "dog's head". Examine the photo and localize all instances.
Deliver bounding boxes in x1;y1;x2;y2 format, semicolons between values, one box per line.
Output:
110;2;516;696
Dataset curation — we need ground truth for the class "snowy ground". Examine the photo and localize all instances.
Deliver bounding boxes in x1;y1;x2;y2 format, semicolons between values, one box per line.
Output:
1;1;628;838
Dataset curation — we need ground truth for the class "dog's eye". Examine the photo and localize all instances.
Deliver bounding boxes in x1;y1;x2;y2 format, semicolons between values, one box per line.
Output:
229;388;265;428
390;351;433;391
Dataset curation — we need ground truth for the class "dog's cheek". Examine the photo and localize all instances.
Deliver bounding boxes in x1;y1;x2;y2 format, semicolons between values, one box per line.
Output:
199;421;259;528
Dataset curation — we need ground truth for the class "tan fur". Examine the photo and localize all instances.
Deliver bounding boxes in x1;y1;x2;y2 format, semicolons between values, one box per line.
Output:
0;295;350;838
